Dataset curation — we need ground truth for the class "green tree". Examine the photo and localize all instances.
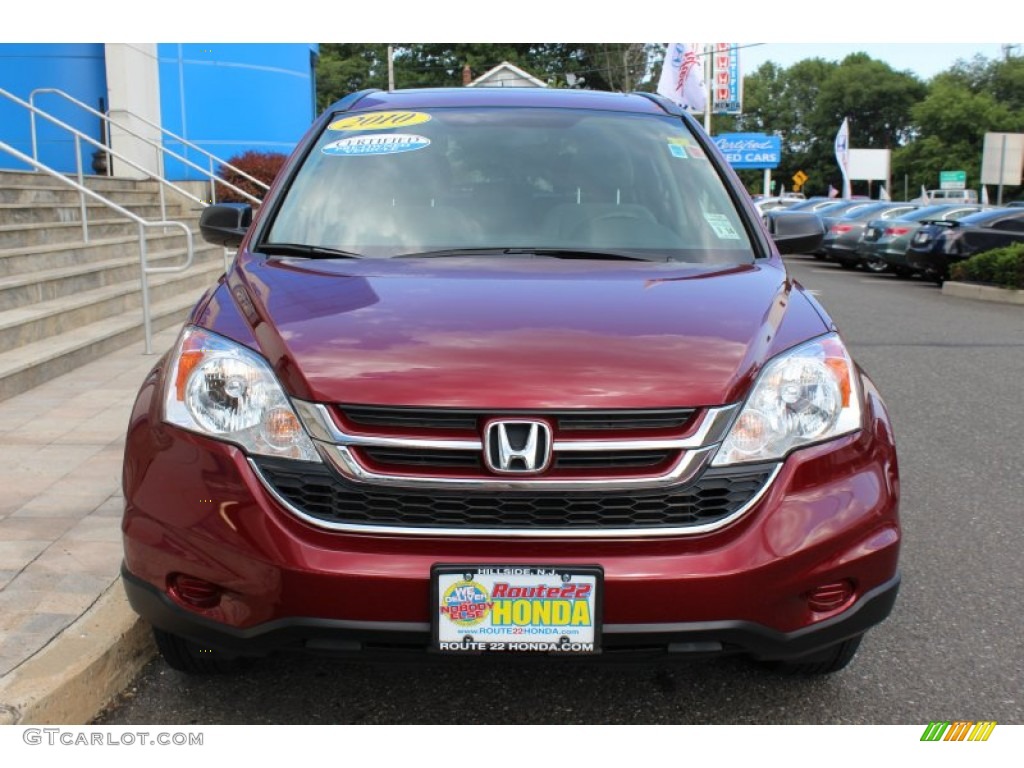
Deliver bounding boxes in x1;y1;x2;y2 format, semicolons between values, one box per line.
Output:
737;58;838;195
893;60;1024;198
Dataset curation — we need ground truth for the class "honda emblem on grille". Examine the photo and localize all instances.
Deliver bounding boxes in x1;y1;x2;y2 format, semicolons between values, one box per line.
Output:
484;420;552;474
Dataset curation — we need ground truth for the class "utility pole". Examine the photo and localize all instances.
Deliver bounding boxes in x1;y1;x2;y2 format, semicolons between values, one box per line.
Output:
387;45;395;91
703;44;712;135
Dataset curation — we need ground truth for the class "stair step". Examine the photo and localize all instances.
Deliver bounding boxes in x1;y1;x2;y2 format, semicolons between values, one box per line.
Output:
0;230;207;276
0;185;185;206
0;218;152;249
0;255;223;350
0;202;182;226
0;170;153;191
0;290;208;402
0;243;227;311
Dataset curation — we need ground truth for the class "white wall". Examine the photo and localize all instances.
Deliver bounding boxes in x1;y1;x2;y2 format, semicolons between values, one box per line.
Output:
104;44;162;179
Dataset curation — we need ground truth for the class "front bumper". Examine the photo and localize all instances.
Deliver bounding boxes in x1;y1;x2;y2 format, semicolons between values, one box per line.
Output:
122;367;901;662
123;565;900;661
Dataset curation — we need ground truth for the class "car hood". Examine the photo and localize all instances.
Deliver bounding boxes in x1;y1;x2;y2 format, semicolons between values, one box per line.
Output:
205;253;829;409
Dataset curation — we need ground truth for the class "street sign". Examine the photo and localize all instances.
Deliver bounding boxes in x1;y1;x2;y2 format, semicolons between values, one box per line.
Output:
792;170;808;190
711;43;742;115
981;133;1024;186
939;170;966;190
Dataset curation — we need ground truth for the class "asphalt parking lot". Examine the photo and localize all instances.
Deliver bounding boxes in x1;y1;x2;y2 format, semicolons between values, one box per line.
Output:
96;255;1024;725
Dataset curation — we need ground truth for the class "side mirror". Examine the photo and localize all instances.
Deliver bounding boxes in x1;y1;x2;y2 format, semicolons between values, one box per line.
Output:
200;203;253;248
768;211;824;255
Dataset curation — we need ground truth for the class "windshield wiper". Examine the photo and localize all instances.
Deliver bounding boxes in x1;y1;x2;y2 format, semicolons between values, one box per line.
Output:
396;247;654;262
257;243;364;259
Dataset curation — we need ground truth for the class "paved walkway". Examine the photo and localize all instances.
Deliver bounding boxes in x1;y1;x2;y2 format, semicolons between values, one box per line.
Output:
0;326;180;679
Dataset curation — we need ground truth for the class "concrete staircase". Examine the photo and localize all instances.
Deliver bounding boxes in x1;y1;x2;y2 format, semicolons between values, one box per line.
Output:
0;170;228;401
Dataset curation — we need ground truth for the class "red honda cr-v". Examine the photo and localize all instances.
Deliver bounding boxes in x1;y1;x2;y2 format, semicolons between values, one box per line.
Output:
121;87;900;675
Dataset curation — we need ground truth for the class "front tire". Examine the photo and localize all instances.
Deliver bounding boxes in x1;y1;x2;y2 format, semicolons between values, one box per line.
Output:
762;636;863;675
153;628;243;674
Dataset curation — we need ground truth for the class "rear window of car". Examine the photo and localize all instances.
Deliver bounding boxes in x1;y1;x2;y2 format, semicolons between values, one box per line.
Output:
957;209;1024;227
265;107;755;263
903;205;978;222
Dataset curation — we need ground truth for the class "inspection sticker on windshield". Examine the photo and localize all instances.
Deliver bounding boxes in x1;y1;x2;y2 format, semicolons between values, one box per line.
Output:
328;111;432;131
704;212;741;240
667;143;688;159
432;565;602;654
322;133;431;157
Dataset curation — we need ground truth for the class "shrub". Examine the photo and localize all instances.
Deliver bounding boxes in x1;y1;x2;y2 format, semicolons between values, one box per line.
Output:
216;150;288;204
950;242;1024;290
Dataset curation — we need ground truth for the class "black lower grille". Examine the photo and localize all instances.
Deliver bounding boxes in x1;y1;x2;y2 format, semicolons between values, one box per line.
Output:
254;458;775;531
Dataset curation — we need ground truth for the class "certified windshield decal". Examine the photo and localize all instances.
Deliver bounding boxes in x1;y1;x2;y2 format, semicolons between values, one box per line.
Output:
328;111;432;131
704;212;741;240
668;143;688;159
322;134;431;157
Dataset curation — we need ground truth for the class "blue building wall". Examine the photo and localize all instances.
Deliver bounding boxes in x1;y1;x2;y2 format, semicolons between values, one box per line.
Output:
0;43;318;180
158;43;319;181
0;44;108;172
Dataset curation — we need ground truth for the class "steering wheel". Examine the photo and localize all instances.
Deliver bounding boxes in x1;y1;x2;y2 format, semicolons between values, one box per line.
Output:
568;211;648;240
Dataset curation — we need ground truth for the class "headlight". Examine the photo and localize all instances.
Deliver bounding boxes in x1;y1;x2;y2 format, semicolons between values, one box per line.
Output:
712;334;862;466
164;327;321;462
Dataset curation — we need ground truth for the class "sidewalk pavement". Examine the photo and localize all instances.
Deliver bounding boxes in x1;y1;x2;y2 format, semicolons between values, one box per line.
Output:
0;325;183;725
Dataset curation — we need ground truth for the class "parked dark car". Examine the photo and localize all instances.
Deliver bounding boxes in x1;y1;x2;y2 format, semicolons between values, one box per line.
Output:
782;196;847;213
857;204;983;276
905;207;1024;283
764;199;861;258
822;203;918;269
120;87;899;677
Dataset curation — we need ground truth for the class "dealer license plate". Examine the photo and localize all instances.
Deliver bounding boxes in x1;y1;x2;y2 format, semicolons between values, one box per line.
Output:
432;565;602;654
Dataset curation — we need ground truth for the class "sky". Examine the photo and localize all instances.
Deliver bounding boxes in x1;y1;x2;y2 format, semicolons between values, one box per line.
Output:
739;43;1012;80
7;1;1013;55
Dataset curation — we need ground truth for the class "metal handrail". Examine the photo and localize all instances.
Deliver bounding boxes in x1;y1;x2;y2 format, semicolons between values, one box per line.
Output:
27;87;263;207
0;139;194;355
0;86;214;222
31;87;269;198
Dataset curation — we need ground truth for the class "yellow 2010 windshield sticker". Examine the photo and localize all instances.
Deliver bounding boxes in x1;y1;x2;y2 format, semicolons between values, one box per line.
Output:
328;111;432;132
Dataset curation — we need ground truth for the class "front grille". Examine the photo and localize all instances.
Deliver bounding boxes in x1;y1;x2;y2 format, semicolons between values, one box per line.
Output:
357;447;674;473
254;457;775;531
553;450;673;469
361;447;482;469
337;406;696;434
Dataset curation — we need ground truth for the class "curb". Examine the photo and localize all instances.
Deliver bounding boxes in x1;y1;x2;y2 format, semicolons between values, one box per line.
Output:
0;579;154;725
942;281;1024;305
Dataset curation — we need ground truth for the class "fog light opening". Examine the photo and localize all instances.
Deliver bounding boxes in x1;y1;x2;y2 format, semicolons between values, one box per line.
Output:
170;573;224;609
807;580;855;613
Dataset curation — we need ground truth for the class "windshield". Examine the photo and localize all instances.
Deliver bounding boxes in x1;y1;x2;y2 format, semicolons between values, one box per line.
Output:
265;107;754;262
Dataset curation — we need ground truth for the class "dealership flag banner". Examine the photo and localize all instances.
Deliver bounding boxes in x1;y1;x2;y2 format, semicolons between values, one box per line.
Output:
658;43;707;113
835;117;851;199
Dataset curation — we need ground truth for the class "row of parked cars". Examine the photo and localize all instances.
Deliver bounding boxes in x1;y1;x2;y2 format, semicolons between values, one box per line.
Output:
760;197;1024;283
